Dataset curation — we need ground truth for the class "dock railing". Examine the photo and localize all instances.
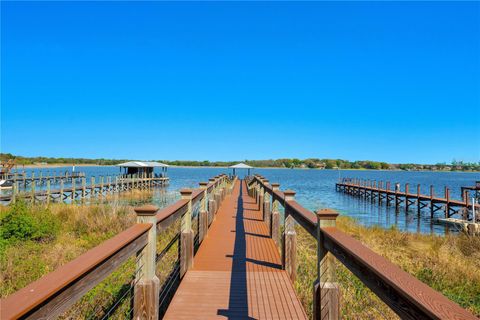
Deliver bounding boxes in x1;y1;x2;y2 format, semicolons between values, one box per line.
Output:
336;177;480;219
1;174;231;320
247;174;477;320
2;172;170;204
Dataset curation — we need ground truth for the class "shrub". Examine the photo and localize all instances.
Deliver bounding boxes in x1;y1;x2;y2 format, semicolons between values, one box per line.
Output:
0;201;59;246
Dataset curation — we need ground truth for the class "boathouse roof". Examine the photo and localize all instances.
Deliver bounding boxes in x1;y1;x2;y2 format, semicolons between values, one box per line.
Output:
229;163;253;169
116;161;169;168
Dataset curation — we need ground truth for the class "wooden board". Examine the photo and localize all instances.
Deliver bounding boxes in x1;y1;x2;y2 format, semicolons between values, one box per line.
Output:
164;180;307;319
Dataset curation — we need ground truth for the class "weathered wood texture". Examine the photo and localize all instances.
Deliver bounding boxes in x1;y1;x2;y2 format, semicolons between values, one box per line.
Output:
164;180;307;319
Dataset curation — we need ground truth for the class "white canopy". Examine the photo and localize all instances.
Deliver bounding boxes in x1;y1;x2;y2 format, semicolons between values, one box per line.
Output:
229;163;253;169
117;161;169;168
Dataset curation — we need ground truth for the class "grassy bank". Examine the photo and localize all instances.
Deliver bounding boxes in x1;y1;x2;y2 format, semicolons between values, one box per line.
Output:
0;201;137;297
2;201;479;318
295;217;480;318
0;193;181;318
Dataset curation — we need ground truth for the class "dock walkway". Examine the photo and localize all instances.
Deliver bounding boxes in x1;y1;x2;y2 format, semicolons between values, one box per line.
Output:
3;175;477;320
164;180;307;319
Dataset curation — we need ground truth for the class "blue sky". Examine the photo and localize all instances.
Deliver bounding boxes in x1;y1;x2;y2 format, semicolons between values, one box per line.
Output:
1;1;479;163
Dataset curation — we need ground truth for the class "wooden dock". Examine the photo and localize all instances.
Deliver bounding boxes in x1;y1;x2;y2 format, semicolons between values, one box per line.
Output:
2;172;86;186
336;178;480;220
0;176;169;203
2;174;477;320
164;180;307;319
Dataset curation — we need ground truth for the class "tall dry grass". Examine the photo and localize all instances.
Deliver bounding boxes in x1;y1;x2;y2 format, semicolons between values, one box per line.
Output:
294;216;480;318
0;188;175;297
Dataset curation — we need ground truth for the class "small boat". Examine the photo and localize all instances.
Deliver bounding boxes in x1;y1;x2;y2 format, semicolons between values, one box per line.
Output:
0;179;13;190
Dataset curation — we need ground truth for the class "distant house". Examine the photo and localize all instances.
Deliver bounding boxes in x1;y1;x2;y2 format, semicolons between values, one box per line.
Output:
117;161;169;178
317;163;326;169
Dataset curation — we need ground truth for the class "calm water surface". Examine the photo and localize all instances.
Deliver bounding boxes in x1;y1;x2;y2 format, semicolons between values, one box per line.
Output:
11;166;480;235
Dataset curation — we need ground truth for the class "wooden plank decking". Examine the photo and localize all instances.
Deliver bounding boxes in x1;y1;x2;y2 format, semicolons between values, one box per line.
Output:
164;180;307;320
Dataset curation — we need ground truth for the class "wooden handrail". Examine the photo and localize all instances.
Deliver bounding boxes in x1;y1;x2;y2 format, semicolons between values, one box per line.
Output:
156;199;189;232
1;223;151;320
322;227;477;320
252;175;477;320
285;200;316;237
1;174;230;320
253;176;315;234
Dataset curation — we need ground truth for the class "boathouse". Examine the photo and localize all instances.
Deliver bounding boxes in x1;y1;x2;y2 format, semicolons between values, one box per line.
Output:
117;161;169;178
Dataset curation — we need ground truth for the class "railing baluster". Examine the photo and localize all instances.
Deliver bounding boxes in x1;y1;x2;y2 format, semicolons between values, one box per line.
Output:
263;179;271;225
180;189;194;278
314;209;340;320
199;182;209;243
271;183;281;245
133;205;159;319
283;190;297;282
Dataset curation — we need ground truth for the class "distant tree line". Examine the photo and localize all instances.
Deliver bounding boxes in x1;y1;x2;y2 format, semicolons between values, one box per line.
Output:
1;153;479;172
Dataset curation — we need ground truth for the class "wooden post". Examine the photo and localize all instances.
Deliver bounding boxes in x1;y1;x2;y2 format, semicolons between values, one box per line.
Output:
263;179;271;226
46;180;51;204
199;182;209;243
445;187;450;218
377;181;382;204
91;177;95;197
31;180;36;204
31;172;35;191
133;205;160;320
104;176;108;193
258;180;264;217
430;185;435;218
386;182;391;206
11;182;17;203
81;178;86;200
394;183;400;211
415;184;420;215
313;209;340;320
180;189;194;278
283;190;296;282
271;183;281;246
256;179;261;204
60;180;64;202
100;176;104;197
405;183;410;213
71;177;76;200
208;178;217;219
463;191;470;220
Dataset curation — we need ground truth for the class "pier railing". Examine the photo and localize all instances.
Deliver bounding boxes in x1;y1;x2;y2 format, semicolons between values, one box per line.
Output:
247;175;477;320
1;172;169;204
1;174;232;320
336;178;479;235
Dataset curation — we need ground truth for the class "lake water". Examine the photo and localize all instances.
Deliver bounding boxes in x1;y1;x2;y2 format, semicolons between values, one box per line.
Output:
10;166;480;235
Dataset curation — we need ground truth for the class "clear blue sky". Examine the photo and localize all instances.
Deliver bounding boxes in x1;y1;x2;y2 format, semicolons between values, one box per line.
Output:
1;1;479;163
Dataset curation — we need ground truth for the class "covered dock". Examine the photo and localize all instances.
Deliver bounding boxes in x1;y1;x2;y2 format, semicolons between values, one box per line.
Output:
229;162;253;178
117;161;169;178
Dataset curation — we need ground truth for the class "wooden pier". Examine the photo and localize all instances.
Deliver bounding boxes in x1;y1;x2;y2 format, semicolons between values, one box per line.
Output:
336;178;480;220
1;175;477;320
0;175;169;203
2;171;86;186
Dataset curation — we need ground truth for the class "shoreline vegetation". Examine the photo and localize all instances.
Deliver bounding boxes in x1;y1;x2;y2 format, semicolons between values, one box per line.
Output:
1;200;478;316
2;153;480;172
